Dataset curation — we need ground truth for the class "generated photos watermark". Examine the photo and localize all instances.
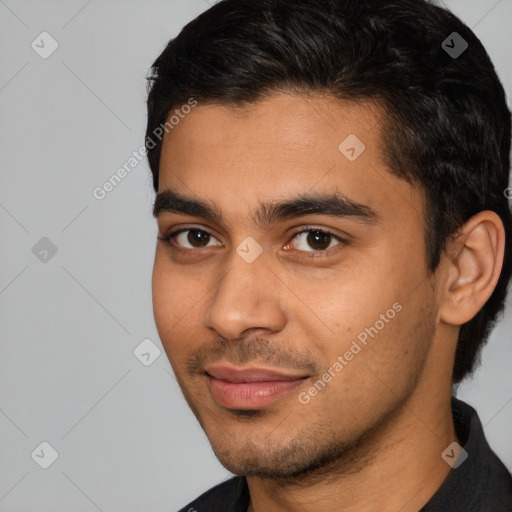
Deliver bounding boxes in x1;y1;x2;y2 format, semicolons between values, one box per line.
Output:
298;301;403;404
92;97;198;200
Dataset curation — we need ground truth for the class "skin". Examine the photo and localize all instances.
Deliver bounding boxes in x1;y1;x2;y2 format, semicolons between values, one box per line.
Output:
151;93;505;512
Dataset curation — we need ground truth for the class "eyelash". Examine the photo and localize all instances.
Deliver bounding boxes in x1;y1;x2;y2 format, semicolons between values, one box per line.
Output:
157;226;349;258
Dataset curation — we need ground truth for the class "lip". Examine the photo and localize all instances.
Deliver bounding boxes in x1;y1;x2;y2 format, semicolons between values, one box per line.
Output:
205;364;309;383
205;364;310;409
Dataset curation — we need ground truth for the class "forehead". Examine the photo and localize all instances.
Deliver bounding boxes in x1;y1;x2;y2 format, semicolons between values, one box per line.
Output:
157;93;424;229
160;93;380;173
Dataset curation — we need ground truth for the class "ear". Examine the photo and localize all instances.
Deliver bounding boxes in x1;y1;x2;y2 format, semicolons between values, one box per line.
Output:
439;210;505;326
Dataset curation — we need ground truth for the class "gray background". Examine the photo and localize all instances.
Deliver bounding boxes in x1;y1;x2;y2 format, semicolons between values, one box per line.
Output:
0;0;511;510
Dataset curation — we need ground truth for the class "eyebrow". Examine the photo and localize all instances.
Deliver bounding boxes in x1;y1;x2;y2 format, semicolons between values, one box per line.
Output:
152;188;380;228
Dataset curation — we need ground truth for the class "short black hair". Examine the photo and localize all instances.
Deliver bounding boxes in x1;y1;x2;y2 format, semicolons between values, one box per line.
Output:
145;0;512;384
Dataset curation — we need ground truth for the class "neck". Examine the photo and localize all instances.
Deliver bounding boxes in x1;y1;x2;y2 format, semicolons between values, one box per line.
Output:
246;378;457;512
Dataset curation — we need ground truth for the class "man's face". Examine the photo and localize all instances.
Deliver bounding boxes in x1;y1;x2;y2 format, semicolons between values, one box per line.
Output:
152;94;441;477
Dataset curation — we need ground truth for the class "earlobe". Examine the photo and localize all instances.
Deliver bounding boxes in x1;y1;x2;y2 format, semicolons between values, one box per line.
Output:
440;211;505;326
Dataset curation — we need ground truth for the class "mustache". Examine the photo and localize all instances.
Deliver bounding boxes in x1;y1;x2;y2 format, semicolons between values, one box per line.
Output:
186;336;319;376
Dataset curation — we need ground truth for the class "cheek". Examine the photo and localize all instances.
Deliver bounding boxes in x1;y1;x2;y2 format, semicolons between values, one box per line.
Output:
151;255;210;365
151;260;173;330
308;241;430;364
152;259;191;342
312;287;436;431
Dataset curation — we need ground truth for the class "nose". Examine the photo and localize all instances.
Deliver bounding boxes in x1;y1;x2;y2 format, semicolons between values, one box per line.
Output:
204;247;287;341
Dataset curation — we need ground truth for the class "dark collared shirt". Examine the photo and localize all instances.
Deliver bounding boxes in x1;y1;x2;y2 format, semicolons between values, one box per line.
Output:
178;398;512;511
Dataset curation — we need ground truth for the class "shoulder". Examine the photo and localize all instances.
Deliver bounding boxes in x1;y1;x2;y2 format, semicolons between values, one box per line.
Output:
177;476;249;512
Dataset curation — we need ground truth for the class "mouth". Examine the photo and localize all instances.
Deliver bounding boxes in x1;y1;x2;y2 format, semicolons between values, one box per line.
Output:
204;364;311;409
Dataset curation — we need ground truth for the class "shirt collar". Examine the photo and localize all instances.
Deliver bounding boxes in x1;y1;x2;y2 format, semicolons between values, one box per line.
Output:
421;397;512;511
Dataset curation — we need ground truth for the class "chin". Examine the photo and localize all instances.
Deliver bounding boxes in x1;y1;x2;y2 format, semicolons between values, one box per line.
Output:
208;427;361;481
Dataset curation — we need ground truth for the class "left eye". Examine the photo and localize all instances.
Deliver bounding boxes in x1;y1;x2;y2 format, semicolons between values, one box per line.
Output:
288;230;343;252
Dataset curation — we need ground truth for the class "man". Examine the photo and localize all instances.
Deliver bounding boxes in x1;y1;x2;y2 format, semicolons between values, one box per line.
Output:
146;0;512;510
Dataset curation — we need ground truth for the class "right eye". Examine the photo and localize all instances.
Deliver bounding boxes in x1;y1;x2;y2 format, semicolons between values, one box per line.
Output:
157;228;223;250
